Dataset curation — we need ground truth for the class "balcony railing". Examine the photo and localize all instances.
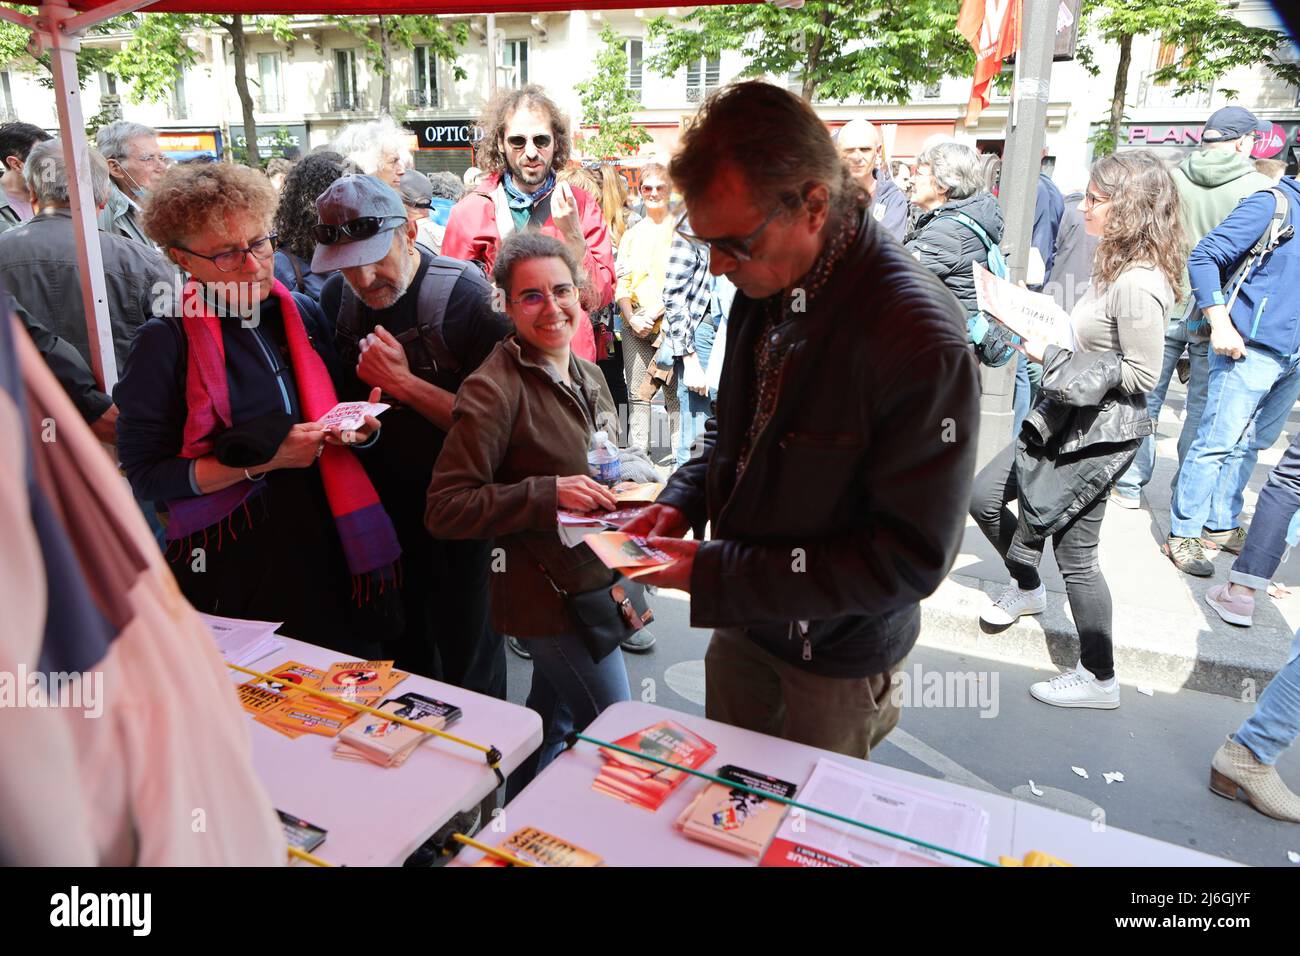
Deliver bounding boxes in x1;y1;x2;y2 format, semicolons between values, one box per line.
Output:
1137;72;1212;109
330;90;364;112
405;88;439;109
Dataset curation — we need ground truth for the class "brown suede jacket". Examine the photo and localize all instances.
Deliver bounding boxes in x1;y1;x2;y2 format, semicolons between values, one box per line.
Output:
425;335;619;638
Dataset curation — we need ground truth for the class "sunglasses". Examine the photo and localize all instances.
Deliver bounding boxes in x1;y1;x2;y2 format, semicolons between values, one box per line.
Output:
505;134;553;151
174;234;277;273
641;183;668;194
675;204;788;263
312;215;407;246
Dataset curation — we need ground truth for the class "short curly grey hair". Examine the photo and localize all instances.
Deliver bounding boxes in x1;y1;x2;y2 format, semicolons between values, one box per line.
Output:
24;139;111;207
917;141;985;202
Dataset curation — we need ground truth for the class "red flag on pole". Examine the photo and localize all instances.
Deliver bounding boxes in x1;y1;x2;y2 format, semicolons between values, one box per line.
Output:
958;0;1023;127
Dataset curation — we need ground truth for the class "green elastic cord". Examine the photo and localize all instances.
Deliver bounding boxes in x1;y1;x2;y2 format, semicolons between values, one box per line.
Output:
570;731;999;868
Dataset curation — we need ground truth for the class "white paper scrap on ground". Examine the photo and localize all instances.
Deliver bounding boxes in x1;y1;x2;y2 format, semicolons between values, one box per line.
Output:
1288;851;1299;864
317;401;390;431
973;260;1076;351
1028;780;1043;797
1071;766;1089;779
1136;685;1154;696
1103;771;1125;785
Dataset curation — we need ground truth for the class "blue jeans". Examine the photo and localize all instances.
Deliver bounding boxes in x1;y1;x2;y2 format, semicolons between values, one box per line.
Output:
1012;352;1030;442
1170;346;1300;539
504;632;631;803
1230;429;1300;590
1114;322;1210;499
1235;632;1300;765
674;318;717;468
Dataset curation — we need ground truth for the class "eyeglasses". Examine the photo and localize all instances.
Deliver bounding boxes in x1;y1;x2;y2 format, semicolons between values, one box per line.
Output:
175;234;278;273
512;284;577;315
312;215;407;246
1083;192;1110;209
641;183;668;195
505;134;553;151
130;153;167;166
675;203;789;263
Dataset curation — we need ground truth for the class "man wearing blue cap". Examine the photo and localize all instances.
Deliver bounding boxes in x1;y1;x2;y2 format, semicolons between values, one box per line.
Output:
1164;113;1300;577
314;174;511;696
1113;108;1274;529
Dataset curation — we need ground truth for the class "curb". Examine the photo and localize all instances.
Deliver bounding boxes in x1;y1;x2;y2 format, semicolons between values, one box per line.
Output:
920;574;1292;699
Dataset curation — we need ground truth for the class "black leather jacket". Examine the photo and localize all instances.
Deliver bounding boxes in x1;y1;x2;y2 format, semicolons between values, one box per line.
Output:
1013;343;1150;544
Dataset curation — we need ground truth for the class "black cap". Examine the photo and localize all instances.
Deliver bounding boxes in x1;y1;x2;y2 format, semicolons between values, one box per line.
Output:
1202;106;1269;143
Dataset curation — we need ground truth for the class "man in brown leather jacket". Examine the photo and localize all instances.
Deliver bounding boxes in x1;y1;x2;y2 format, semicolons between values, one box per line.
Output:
626;82;980;759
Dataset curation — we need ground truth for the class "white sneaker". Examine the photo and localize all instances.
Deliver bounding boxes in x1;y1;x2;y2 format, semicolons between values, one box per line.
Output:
980;583;1047;627
1029;662;1120;710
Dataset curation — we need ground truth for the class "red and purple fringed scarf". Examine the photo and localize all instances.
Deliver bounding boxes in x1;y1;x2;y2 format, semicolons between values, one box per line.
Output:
164;279;400;598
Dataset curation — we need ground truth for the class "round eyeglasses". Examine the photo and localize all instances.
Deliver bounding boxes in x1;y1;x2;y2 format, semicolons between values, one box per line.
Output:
175;234;278;273
513;284;578;315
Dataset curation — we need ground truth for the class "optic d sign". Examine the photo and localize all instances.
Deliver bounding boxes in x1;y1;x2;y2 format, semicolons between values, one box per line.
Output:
415;122;486;147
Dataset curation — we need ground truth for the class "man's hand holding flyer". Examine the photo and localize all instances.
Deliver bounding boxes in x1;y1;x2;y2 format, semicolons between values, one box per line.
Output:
972;261;1076;353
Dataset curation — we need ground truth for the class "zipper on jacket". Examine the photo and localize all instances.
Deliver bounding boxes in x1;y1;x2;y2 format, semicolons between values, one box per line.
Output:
1251;297;1267;341
251;326;294;415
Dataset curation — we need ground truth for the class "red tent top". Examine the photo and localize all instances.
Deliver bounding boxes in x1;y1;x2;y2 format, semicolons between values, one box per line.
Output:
59;0;736;14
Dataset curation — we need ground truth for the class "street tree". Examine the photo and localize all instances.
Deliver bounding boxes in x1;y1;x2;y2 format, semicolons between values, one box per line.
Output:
1078;0;1300;156
644;0;974;104
574;25;652;160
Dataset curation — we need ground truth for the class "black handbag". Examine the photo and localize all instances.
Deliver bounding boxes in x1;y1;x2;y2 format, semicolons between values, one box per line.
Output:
535;561;655;663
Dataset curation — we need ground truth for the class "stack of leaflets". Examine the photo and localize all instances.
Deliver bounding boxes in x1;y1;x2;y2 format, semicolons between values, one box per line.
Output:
199;612;284;667
758;758;991;867
236;660;409;740
334;692;462;767
471;827;602;867
584;532;675;580
611;481;662;503
592;720;716;811
674;766;799;860
278;810;327;856
556;505;652;548
317;660;408;703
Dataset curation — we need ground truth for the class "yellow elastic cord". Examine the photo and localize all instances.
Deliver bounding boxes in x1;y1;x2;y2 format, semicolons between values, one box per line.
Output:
452;832;536;867
287;846;332;867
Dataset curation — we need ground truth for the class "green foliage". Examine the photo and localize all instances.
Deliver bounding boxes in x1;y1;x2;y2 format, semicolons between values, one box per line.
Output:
326;15;468;83
645;0;974;104
0;5;120;92
231;124;296;166
574;25;652;160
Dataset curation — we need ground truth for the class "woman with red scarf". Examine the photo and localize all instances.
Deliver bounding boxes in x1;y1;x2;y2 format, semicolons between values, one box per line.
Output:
114;163;401;656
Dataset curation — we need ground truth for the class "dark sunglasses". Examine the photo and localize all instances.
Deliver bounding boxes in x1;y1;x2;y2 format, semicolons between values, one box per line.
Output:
312;215;407;246
641;182;668;194
675;205;786;263
505;134;553;150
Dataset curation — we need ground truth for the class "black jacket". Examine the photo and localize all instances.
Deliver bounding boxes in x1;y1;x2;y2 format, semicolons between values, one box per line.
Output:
905;191;1005;315
1013;344;1151;548
656;208;980;679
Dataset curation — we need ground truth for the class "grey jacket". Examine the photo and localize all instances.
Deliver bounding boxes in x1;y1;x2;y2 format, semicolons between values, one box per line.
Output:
0;207;174;372
0;193;23;235
98;183;155;248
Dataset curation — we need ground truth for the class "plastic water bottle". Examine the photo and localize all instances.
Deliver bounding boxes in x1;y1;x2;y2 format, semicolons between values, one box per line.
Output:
588;430;622;486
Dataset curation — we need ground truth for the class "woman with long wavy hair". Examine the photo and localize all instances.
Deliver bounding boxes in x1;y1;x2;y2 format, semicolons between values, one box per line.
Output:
969;150;1184;710
272;150;350;299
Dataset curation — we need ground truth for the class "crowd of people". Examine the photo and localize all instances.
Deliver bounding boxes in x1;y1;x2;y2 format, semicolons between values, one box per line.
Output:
6;81;1299;851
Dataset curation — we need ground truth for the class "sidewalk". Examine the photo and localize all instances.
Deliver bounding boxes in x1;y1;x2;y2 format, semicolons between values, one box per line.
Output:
920;378;1300;699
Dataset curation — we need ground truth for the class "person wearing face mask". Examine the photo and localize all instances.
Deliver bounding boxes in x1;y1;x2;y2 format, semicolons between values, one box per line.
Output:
426;232;633;800
442;84;612;364
96;121;168;248
316;175;511;700
112;163;398;658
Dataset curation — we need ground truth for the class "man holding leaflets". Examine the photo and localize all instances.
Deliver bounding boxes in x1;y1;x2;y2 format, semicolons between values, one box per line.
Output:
315;174;511;698
623;82;979;759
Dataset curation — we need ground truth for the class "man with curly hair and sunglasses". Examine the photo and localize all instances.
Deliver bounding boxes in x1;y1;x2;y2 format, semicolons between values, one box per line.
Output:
442;84;610;363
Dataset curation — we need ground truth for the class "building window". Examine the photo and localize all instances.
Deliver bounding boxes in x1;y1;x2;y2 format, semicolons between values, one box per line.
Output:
502;39;529;89
170;68;188;120
411;45;439;109
98;71;117;97
686;54;720;103
332;49;360;111
258;53;282;113
923;81;942;99
625;38;643;100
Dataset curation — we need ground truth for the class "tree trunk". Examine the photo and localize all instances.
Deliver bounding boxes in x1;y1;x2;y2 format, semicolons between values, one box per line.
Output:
229;15;261;168
1106;32;1133;158
379;16;392;115
800;9;834;103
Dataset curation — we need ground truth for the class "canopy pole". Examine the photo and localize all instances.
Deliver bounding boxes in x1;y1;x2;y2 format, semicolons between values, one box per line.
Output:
36;0;120;392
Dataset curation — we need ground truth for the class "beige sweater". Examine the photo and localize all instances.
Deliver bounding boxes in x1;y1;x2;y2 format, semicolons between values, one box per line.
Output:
1069;264;1172;396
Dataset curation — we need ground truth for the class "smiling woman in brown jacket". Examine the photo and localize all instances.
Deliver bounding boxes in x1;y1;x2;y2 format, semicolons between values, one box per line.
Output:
426;232;632;799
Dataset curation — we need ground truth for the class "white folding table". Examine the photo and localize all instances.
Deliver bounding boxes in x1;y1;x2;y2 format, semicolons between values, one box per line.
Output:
457;700;1234;867
237;636;542;867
